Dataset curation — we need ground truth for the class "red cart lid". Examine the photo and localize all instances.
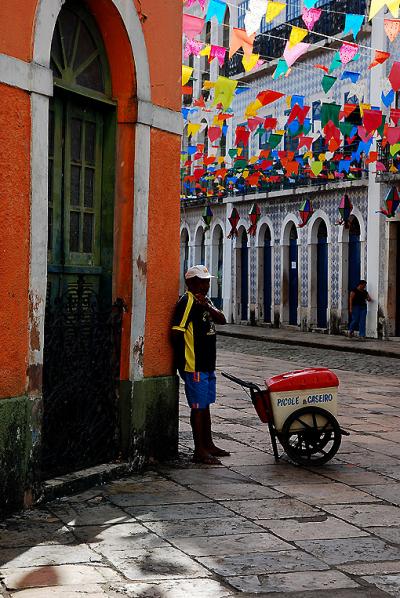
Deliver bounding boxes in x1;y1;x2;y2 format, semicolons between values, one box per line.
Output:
266;368;339;392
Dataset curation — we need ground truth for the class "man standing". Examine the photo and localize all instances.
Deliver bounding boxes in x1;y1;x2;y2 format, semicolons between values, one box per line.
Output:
349;279;372;339
172;265;229;465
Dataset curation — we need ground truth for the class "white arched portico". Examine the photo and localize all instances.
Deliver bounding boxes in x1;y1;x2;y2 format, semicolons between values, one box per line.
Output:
307;210;331;329
338;208;366;326
234;226;249;323
210;220;225;308
29;0;180;383
256;217;275;324
280;215;300;326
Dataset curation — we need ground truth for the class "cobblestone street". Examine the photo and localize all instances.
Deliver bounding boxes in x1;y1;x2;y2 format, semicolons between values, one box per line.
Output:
1;342;400;597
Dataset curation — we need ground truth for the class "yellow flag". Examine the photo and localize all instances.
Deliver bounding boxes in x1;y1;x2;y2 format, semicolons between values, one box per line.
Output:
359;103;371;117
242;169;249;179
286;95;292;109
202;80;215;89
212;76;238;110
242;53;260;72
237;147;243;156
200;44;211;56
249;156;258;164
217;156;225;164
187;123;201;137
369;0;399;20
289;26;308;48
245;99;263;117
266;1;286;23
182;65;193;86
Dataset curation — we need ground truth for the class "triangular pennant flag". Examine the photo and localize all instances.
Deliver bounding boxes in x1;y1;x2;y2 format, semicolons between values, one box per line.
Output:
205;0;227;24
212;76;238;109
187;123;202;137
340;71;361;83
273;58;289;78
384;18;400;41
266;1;286;23
368;50;390;69
242;53;260;72
283;41;310;66
289;26;308;48
310;161;323;176
183;14;205;39
389;62;400;91
244;10;263;36
304;0;318;7
229;28;256;58
329;52;342;73
209;45;227;67
343;14;364;39
339;42;359;65
382;89;395;107
301;7;321;31
369;0;399;20
321;74;337;93
182;65;193;86
257;89;285;105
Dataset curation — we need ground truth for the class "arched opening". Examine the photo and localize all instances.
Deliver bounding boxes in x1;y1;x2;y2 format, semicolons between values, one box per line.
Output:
43;1;121;476
317;220;328;328
211;225;224;309
263;227;272;323
240;230;249;321
289;224;298;325
194;226;206;264
348;216;361;297
180;228;189;294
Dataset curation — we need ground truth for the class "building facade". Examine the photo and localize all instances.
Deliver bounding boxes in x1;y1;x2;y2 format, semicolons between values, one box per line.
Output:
181;0;400;339
0;0;182;512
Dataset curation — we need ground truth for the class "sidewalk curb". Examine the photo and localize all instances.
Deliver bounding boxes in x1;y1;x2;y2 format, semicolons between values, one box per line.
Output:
217;329;400;360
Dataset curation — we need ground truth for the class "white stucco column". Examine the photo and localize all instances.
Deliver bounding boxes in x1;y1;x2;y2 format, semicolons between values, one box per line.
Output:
366;15;387;338
223;202;233;321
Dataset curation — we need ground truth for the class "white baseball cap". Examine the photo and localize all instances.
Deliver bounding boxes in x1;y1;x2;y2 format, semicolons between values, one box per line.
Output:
185;265;215;280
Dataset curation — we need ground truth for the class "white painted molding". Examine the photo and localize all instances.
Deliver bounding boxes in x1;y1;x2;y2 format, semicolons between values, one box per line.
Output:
307;209;332;244
0;53;53;96
137;100;182;135
256;216;275;248
280;214;299;245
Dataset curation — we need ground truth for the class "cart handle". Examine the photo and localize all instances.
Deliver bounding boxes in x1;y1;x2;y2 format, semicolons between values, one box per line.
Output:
221;371;262;392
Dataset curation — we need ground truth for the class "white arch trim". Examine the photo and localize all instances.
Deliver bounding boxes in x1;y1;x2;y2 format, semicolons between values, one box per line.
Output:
180;223;191;244
337;207;366;243
307;210;332;245
29;0;179;383
280;213;299;245
210;219;225;242
256;216;275;248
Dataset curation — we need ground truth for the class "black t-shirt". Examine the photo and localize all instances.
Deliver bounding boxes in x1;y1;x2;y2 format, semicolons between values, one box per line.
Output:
352;288;368;308
171;291;216;373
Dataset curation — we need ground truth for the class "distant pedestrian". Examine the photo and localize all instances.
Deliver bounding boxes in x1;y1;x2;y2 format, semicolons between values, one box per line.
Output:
171;265;229;465
349;280;371;339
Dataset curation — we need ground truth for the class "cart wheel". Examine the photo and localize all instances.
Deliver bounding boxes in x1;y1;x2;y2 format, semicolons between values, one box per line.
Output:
281;406;341;466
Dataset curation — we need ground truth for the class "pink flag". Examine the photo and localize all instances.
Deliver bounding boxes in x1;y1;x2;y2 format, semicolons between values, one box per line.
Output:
183;14;205;39
301;7;321;31
184;38;204;58
339;42;358;65
185;0;207;9
283;41;310;67
210;45;227;67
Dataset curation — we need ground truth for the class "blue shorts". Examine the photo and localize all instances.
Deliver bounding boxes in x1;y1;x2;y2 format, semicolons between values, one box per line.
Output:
182;371;216;410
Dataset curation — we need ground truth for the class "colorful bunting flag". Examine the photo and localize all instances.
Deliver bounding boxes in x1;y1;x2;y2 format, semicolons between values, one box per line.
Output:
389;62;400;91
339;42;359;65
321;75;337;93
368;50;390;69
183;14;205;39
209;45;226;67
242;53;260;72
289;26;308;48
266;1;286;22
343;14;364;39
213;76;238;110
205;0;227;23
340;71;361;83
273;58;290;78
283;41;310;66
229;28;256;58
301;7;321;31
382;89;395;107
182;65;193;86
369;0;400;20
384;18;400;41
298;199;314;227
377;187;400;217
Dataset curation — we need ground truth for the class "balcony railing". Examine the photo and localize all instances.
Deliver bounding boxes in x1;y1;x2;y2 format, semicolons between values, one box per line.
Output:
227;0;367;78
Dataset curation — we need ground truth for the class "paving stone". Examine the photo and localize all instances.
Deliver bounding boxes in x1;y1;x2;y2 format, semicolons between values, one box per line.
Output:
143;516;264;539
71;522;168;549
9;586;109;597
214;450;276;467
109;579;234;597
0;523;75;548
125;501;235;522
163;468;249;486
362;574;400;597
187;482;283;501
48;503;134;527
270;482;380;505
313;466;394;486
197;549;328;576
263;516;368;541
0;544;102;570
357;484;400;506
2;564;122;590
106;480;209;507
169;532;293;557
102;546;211;580
323;504;400;527
229;464;327;485
339;561;400;575
226;570;359;593
295;537;400;565
223;498;320;520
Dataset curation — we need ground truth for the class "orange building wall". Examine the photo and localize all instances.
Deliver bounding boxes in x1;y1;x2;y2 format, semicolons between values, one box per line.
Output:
0;84;31;398
144;129;181;378
0;2;36;61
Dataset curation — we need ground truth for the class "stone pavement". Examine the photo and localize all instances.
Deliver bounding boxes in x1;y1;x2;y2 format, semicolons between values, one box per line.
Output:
1;346;400;597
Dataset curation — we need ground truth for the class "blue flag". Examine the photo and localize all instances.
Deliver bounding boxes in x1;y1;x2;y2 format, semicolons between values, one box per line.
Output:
341;71;361;83
343;14;364;40
205;0;226;24
382;89;395;107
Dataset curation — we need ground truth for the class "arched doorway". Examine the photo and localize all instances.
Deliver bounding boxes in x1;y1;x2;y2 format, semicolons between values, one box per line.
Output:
194;226;206;264
211;225;223;309
240;230;249;321
348;216;361;295
180;228;189;294
289;225;298;325
317;221;328;328
42;2;121;476
263;227;272;323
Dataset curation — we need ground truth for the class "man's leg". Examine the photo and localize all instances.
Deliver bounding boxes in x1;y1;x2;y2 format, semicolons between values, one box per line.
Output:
359;308;367;337
203;406;230;457
349;305;360;335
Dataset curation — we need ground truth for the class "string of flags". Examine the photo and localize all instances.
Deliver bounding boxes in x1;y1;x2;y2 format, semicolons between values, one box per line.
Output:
181;0;400;228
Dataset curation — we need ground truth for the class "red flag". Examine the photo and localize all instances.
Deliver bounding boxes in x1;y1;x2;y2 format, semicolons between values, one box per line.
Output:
256;90;285;106
389;62;400;91
368;50;390;70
